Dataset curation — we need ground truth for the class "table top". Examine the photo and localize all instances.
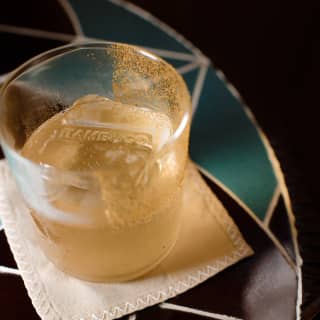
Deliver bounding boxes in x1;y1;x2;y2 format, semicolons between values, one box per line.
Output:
0;1;319;319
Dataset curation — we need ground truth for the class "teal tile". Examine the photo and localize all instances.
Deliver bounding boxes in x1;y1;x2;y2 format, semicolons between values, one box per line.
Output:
183;67;200;95
190;68;277;219
69;0;193;53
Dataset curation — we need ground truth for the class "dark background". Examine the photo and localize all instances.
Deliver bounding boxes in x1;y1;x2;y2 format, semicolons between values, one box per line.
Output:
0;0;319;318
130;0;320;317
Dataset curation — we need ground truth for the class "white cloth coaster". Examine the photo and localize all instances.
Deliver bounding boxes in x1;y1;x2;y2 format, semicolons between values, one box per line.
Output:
0;160;253;320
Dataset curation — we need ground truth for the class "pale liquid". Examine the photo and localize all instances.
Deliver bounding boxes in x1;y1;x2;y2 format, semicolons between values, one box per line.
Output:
21;95;187;281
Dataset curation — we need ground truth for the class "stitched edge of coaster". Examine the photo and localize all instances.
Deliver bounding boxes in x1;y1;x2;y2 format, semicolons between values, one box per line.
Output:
101;249;250;320
98;164;253;320
0;162;62;320
0;161;253;320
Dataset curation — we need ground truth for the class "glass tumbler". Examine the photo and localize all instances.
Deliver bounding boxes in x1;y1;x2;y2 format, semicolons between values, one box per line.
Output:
0;42;191;282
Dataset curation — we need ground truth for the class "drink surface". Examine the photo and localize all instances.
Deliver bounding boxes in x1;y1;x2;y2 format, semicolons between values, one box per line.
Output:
21;94;185;281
